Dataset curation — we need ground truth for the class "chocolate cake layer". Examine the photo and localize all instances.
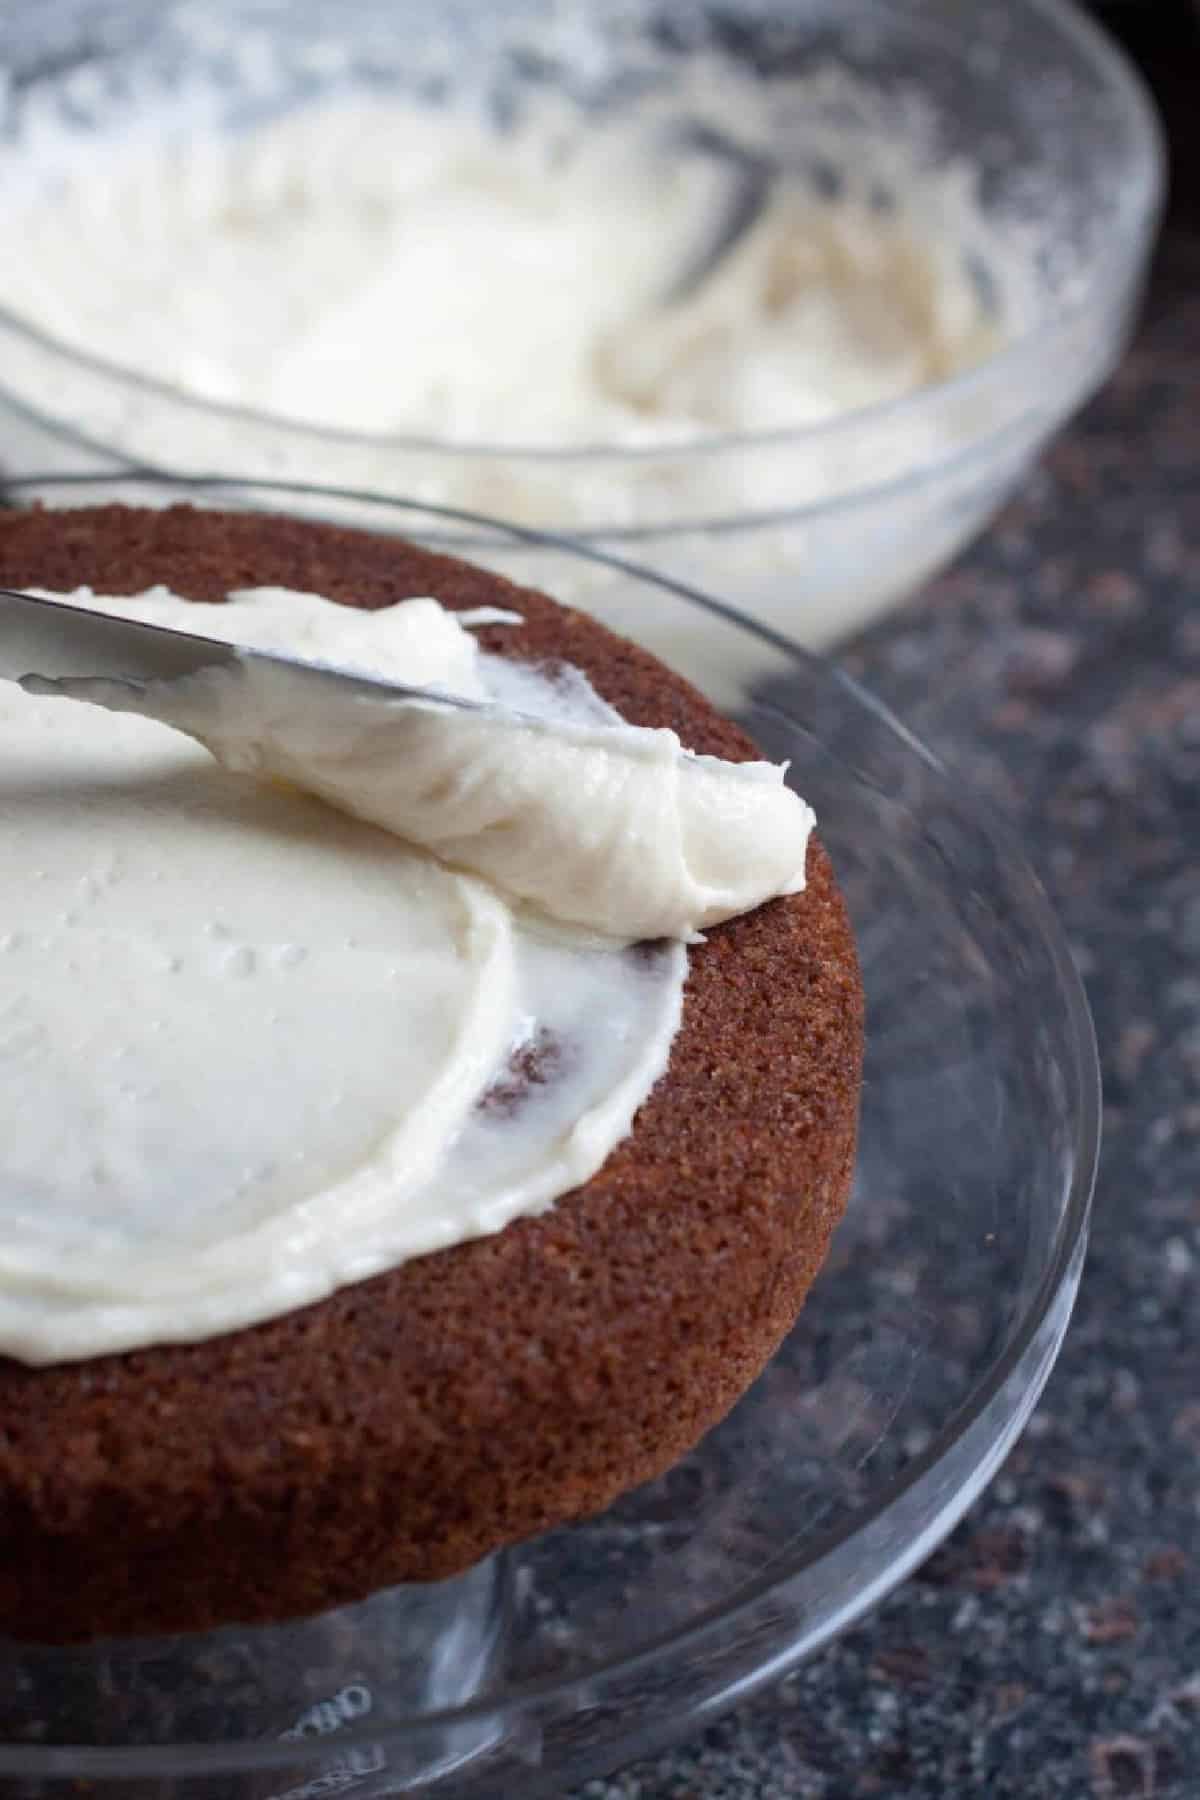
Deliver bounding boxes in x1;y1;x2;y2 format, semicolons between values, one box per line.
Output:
0;504;863;1643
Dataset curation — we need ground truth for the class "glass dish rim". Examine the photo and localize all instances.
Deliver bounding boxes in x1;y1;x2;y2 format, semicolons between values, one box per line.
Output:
0;0;1165;474
0;471;1102;1777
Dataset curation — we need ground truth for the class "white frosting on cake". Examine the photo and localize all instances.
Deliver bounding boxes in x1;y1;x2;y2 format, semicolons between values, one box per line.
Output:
0;585;813;1363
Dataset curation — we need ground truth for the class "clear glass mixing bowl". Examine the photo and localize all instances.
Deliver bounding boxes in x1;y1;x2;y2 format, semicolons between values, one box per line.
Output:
0;473;1099;1796
0;0;1164;649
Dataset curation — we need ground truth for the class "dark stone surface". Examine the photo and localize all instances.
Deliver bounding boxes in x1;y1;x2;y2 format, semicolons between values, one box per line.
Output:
580;32;1200;1800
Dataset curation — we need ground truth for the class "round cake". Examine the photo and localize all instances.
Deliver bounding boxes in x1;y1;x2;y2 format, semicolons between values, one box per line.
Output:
0;503;863;1644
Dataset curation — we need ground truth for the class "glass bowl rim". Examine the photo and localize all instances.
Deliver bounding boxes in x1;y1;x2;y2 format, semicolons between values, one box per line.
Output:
0;0;1164;477
0;470;1102;1776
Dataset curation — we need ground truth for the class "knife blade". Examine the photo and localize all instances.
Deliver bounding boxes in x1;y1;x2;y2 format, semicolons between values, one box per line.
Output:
0;586;483;710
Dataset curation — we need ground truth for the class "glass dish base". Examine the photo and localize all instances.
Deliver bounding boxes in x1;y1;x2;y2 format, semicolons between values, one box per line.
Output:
0;1557;510;1796
0;475;1099;1797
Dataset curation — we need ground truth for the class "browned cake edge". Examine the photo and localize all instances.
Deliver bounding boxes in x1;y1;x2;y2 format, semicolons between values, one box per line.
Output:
0;504;864;1643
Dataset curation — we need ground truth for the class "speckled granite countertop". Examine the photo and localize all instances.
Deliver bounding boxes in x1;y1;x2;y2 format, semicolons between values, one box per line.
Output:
578;32;1200;1800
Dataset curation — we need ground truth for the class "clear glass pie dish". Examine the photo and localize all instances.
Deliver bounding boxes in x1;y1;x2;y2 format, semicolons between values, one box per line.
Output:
0;474;1099;1796
0;0;1165;649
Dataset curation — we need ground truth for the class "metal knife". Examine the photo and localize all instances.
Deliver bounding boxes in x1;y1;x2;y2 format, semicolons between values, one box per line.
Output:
0;585;483;709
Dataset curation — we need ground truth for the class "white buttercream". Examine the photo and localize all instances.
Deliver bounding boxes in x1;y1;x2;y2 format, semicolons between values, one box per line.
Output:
32;584;814;941
4;96;1000;446
0;63;1042;651
0;587;723;1364
65;662;812;944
